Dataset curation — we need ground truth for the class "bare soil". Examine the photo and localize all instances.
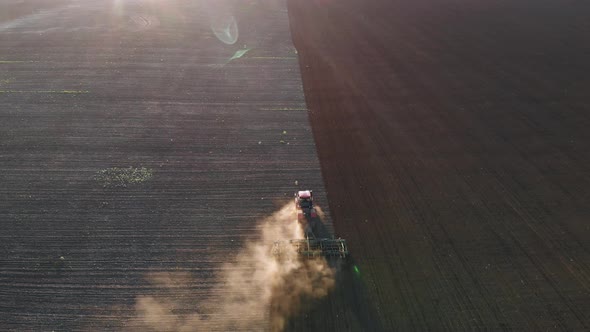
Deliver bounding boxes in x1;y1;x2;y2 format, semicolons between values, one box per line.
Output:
288;0;590;330
0;0;340;330
2;0;590;331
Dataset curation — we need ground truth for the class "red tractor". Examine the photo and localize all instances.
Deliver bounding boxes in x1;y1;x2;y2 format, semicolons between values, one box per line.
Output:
295;190;317;222
273;190;348;258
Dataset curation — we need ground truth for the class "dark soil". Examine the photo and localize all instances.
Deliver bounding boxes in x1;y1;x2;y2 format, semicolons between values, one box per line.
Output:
288;0;590;330
2;0;590;330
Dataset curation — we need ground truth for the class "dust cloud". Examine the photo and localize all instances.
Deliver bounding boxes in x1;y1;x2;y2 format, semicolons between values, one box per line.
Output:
130;203;336;331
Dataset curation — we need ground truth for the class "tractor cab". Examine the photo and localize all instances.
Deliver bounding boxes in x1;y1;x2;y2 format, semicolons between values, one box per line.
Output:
295;190;317;219
295;190;313;209
273;190;348;259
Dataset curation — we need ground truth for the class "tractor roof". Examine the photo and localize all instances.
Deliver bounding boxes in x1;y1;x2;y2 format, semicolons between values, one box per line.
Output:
297;190;312;199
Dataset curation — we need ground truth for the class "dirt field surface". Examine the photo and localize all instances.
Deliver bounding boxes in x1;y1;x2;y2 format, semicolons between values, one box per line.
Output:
0;0;74;24
288;0;590;330
2;0;590;331
0;0;357;330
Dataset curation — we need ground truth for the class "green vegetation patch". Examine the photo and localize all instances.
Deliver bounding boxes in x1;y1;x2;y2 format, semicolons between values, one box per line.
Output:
94;166;153;188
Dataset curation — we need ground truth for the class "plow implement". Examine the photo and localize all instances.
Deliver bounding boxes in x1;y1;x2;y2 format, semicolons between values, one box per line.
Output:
272;238;348;258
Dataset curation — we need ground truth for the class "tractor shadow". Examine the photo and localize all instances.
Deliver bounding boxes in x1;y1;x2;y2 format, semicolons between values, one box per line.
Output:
274;211;386;332
303;205;338;240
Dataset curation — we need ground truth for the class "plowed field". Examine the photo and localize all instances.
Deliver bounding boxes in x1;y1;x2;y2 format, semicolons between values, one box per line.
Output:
288;0;590;330
1;0;343;330
2;0;590;331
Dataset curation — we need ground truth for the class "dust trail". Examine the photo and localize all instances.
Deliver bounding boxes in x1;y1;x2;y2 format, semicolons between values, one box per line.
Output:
130;203;336;331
